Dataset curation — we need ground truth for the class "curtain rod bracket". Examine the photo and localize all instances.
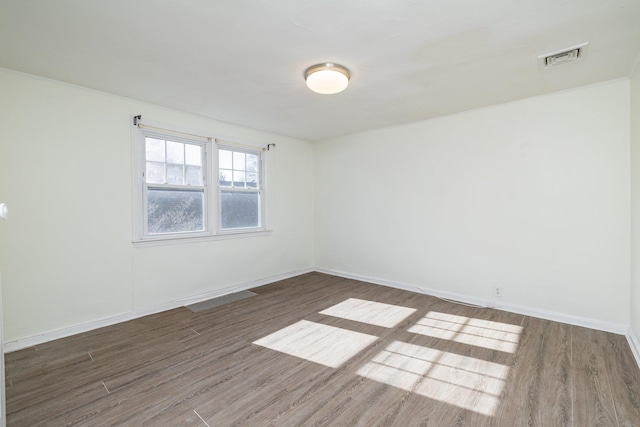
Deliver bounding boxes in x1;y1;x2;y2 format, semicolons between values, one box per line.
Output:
267;143;276;151
133;115;142;126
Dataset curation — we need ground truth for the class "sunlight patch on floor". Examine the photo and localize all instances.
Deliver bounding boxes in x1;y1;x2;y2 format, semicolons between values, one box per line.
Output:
252;320;378;368
319;298;417;328
408;312;523;353
357;340;509;416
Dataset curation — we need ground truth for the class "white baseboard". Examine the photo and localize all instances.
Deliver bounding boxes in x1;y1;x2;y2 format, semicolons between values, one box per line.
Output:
3;267;313;353
314;267;491;308
627;328;640;369
315;267;628;335
495;301;627;334
4;266;630;353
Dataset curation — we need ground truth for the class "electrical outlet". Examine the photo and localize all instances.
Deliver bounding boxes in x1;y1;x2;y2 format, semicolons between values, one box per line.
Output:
493;286;502;297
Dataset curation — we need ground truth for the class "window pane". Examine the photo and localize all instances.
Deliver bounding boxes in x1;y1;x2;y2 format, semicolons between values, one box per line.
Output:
219;169;232;187
147;189;204;234
233;151;246;170
185;144;201;166
233;170;246;187
219;150;232;169
185;165;202;186
146;162;165;184
145;138;165;162
246;153;258;172
221;191;259;229
246;172;258;188
167;164;184;184
166;141;184;164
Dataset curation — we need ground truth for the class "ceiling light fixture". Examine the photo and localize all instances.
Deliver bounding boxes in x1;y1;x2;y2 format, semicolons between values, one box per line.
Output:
304;63;350;95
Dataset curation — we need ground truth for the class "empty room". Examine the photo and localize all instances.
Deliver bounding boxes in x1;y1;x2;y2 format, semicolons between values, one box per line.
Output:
1;1;640;426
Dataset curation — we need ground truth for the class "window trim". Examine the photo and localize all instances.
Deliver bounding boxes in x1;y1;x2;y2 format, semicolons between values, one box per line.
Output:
131;118;272;246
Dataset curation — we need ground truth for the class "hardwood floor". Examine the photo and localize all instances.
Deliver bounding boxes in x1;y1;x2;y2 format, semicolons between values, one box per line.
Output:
5;272;640;426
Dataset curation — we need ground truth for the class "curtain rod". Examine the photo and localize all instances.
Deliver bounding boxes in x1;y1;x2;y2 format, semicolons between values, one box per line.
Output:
133;116;276;151
133;115;212;142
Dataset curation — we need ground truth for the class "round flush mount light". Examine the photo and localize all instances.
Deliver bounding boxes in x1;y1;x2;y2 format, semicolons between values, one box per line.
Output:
304;63;350;94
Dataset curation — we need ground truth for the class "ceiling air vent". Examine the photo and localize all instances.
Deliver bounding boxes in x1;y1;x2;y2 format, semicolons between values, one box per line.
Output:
539;43;589;69
545;48;580;67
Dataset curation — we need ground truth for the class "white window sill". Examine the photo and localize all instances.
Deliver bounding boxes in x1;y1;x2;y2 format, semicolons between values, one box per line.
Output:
132;229;273;248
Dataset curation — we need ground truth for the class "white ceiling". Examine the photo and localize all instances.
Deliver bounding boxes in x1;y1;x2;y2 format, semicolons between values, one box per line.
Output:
1;0;639;141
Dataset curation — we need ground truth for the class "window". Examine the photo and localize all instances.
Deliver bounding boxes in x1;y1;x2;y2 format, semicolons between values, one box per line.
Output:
143;134;208;235
218;147;262;230
133;120;268;244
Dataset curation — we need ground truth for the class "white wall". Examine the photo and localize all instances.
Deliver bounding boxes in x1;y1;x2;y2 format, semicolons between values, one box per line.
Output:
314;80;631;325
0;69;314;342
631;64;640;338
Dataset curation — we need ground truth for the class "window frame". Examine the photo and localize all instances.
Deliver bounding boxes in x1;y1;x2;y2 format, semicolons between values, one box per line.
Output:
142;130;211;238
132;119;271;246
216;143;266;234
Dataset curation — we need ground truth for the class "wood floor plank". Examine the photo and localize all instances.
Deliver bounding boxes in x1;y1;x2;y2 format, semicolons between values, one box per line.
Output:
476;315;572;427
591;332;640;427
5;272;640;426
572;326;620;427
